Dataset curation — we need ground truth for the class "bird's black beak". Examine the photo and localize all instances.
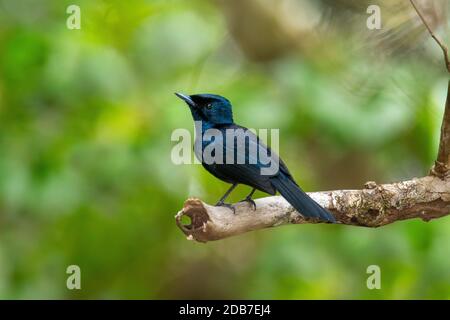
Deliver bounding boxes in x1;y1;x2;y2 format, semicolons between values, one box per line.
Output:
175;92;196;108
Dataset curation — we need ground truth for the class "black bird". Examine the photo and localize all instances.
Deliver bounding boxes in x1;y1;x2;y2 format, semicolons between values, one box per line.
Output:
175;93;335;222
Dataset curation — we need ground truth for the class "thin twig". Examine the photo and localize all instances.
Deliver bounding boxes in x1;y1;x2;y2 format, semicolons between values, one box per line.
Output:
410;0;450;73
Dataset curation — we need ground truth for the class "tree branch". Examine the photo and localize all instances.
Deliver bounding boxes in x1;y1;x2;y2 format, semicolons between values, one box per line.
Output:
174;0;450;242
432;81;450;177
409;1;450;176
176;176;450;242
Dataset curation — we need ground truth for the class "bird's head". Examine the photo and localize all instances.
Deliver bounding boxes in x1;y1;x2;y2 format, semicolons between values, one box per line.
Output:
175;93;233;125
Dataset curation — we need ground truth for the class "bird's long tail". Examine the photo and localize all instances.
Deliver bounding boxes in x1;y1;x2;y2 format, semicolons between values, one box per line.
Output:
270;174;335;222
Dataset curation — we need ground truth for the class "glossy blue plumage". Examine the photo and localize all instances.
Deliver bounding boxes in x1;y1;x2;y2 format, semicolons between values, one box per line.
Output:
176;93;335;222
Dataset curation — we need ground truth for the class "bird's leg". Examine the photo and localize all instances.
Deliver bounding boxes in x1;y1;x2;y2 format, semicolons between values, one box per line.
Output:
215;183;238;213
239;188;257;210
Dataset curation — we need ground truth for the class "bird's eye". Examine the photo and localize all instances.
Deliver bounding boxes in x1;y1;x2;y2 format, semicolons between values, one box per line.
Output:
206;103;212;110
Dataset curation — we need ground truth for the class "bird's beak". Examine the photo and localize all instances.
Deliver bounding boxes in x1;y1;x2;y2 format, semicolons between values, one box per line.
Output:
175;92;196;108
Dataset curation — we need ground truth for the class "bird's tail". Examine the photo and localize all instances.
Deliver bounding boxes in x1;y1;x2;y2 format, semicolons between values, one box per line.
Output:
270;174;335;223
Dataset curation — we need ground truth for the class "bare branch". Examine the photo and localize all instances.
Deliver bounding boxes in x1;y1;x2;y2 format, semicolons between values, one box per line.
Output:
176;176;450;242
432;81;450;177
410;0;450;73
409;1;450;176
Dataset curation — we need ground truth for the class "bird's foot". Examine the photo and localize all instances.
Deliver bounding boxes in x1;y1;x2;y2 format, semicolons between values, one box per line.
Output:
239;196;256;211
215;201;236;214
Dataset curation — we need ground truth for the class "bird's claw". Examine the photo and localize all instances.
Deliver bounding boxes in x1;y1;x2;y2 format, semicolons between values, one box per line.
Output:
215;201;236;214
239;197;256;211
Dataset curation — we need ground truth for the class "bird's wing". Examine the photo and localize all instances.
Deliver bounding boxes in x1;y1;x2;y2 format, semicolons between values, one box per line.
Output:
203;124;294;194
231;124;296;183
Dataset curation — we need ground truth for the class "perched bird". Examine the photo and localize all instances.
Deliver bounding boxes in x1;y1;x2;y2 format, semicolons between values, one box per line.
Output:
175;93;335;222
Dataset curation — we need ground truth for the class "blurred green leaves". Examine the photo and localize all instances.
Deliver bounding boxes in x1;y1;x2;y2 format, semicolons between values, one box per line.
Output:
0;0;449;299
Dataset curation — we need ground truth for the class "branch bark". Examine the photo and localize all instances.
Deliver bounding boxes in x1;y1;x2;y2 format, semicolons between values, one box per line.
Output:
176;176;450;243
432;81;450;177
174;1;450;242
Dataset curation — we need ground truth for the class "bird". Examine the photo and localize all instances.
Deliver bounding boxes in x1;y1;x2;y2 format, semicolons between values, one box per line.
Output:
175;92;335;222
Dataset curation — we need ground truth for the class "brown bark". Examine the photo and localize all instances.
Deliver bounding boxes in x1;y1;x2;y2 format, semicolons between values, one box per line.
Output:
175;176;450;243
432;81;450;177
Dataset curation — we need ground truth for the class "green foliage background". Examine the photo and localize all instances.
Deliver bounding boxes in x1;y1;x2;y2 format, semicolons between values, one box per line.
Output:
0;0;449;299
